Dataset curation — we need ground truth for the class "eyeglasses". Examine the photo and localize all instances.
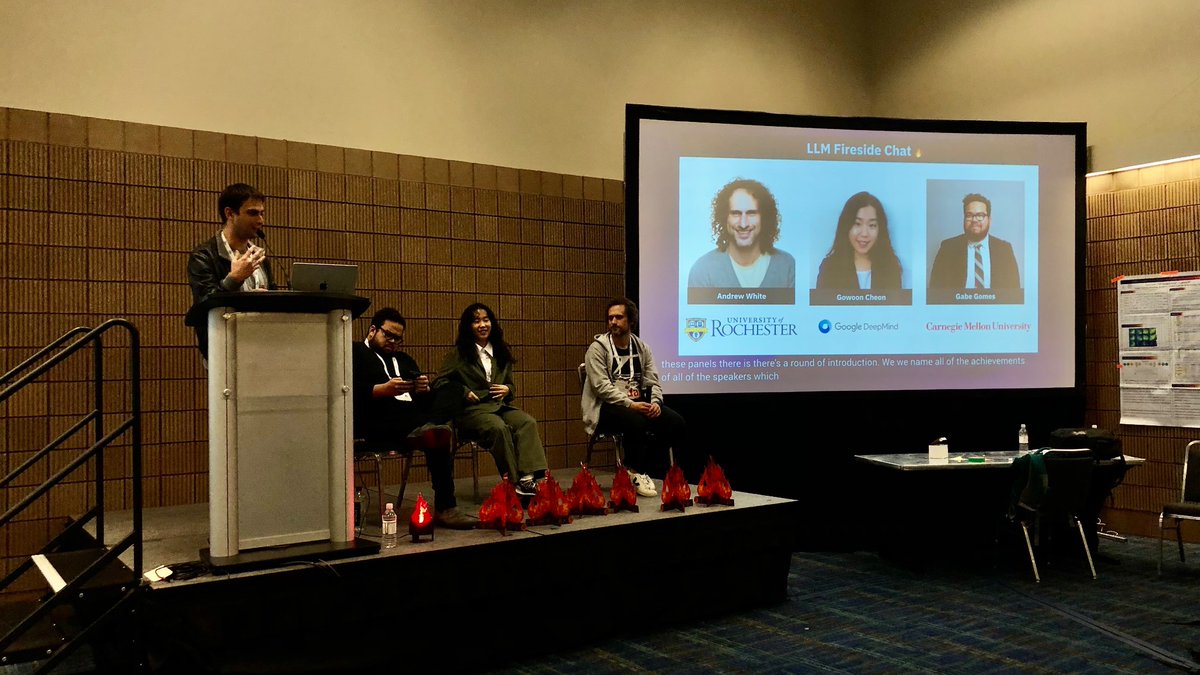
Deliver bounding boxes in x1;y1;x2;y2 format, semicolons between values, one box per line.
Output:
377;328;404;344
964;212;989;223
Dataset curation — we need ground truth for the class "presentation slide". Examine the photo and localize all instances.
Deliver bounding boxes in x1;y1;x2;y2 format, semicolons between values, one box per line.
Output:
631;110;1081;395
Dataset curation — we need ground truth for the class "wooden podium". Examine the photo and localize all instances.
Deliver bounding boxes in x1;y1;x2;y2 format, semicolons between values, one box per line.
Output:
187;292;376;569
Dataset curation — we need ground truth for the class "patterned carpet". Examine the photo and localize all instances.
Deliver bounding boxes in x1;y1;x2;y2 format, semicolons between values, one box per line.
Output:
490;536;1200;674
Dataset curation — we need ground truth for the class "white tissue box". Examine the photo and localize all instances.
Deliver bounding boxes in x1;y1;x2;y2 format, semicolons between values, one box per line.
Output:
928;443;948;459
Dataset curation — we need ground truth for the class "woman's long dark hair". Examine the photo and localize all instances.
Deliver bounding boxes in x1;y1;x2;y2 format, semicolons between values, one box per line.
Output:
817;191;902;289
455;302;515;366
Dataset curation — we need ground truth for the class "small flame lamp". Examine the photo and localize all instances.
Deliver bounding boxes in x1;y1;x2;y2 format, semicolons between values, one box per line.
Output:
526;470;572;527
695;456;735;506
409;492;434;542
660;462;694;513
478;475;527;535
567;464;609;516
608;464;640;513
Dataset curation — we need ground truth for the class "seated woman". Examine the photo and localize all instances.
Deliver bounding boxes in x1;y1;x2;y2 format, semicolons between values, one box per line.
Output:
815;191;903;290
436;303;547;496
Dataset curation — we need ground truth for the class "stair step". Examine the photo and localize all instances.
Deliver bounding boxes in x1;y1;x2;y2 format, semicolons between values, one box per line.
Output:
32;549;136;596
0;599;73;663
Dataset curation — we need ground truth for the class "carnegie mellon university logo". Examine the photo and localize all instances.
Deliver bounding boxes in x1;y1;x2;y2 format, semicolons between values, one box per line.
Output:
684;318;707;342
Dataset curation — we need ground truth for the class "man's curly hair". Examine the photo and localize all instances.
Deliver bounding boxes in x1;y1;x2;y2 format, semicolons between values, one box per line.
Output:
709;178;781;253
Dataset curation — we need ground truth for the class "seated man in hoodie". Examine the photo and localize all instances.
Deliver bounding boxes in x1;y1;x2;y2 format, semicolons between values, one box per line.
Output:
581;297;686;497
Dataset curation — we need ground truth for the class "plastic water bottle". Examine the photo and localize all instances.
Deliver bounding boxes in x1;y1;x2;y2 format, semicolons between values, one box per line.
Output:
381;502;398;549
1018;424;1029;455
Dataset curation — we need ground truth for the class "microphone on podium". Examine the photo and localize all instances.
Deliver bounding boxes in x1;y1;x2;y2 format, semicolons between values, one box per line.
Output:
256;226;291;289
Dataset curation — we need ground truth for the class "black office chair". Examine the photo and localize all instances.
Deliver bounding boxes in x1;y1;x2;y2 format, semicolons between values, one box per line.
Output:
449;422;486;503
577;363;624;469
353;440;416;520
1012;448;1097;582
353;425;460;519
1159;440;1200;574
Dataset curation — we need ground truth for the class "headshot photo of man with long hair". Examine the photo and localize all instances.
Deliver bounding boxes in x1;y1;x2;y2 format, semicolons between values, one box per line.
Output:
686;177;795;290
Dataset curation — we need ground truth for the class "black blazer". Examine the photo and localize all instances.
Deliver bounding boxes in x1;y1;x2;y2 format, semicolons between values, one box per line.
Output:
815;255;902;290
928;234;1020;290
436;347;517;415
185;234;276;357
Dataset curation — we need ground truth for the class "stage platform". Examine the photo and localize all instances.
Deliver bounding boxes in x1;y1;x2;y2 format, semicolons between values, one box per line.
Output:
97;469;797;673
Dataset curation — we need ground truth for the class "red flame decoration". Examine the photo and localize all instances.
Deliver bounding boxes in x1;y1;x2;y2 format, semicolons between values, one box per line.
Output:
608;464;640;513
477;475;526;535
409;492;435;541
695;456;734;506
526;470;572;526
659;462;693;512
566;464;609;516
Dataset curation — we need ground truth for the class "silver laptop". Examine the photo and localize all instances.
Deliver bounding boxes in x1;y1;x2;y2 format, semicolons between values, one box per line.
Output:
290;263;358;294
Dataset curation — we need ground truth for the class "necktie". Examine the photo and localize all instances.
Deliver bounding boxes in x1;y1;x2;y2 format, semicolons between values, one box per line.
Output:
479;348;492;382
973;244;984;289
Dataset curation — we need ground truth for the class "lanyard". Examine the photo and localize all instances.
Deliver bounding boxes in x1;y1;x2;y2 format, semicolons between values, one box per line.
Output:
607;334;639;380
365;339;401;377
366;339;412;402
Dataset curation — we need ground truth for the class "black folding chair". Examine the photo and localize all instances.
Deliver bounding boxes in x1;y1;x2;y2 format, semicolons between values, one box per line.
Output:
1013;448;1097;582
1159;440;1200;574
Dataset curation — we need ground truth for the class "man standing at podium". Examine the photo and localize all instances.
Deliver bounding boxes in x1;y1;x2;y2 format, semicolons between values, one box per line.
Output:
353;308;476;529
186;183;275;358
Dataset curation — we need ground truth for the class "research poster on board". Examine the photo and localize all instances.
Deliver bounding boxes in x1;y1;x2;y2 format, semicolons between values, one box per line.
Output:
1117;272;1200;427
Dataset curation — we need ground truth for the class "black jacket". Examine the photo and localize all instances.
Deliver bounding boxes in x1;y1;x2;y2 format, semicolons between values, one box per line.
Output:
352;341;430;446
928;234;1020;290
815;254;902;290
185;234;275;358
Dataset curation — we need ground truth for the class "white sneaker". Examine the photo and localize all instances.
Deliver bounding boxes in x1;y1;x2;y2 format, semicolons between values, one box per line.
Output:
632;472;657;498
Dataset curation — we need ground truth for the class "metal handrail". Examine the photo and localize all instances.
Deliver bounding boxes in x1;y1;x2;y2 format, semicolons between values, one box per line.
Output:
0;325;126;405
0;532;138;655
0;419;134;528
0;326;90;388
35;583;143;674
0;412;98;489
0;318;143;668
0;319;140;540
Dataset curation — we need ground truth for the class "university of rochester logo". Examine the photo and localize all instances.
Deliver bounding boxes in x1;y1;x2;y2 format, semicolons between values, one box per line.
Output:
684;318;707;342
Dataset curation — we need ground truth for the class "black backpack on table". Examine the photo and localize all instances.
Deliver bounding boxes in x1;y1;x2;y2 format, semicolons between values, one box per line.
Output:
1048;427;1124;461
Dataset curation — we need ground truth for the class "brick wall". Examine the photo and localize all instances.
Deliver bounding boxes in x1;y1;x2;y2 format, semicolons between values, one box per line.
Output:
0;107;624;577
6;102;1194;570
1086;159;1200;538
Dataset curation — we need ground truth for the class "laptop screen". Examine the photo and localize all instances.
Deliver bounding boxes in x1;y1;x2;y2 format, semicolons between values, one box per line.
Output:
290;263;358;294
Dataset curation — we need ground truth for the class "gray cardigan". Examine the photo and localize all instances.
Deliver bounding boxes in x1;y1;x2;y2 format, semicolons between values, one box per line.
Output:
580;333;664;436
687;248;796;288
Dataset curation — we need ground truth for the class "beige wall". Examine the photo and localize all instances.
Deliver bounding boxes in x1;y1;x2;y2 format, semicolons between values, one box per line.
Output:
868;0;1200;171
0;0;870;180
3;1;1196;176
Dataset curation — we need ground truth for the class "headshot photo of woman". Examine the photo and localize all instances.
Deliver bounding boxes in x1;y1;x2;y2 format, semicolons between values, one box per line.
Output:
815;191;903;290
